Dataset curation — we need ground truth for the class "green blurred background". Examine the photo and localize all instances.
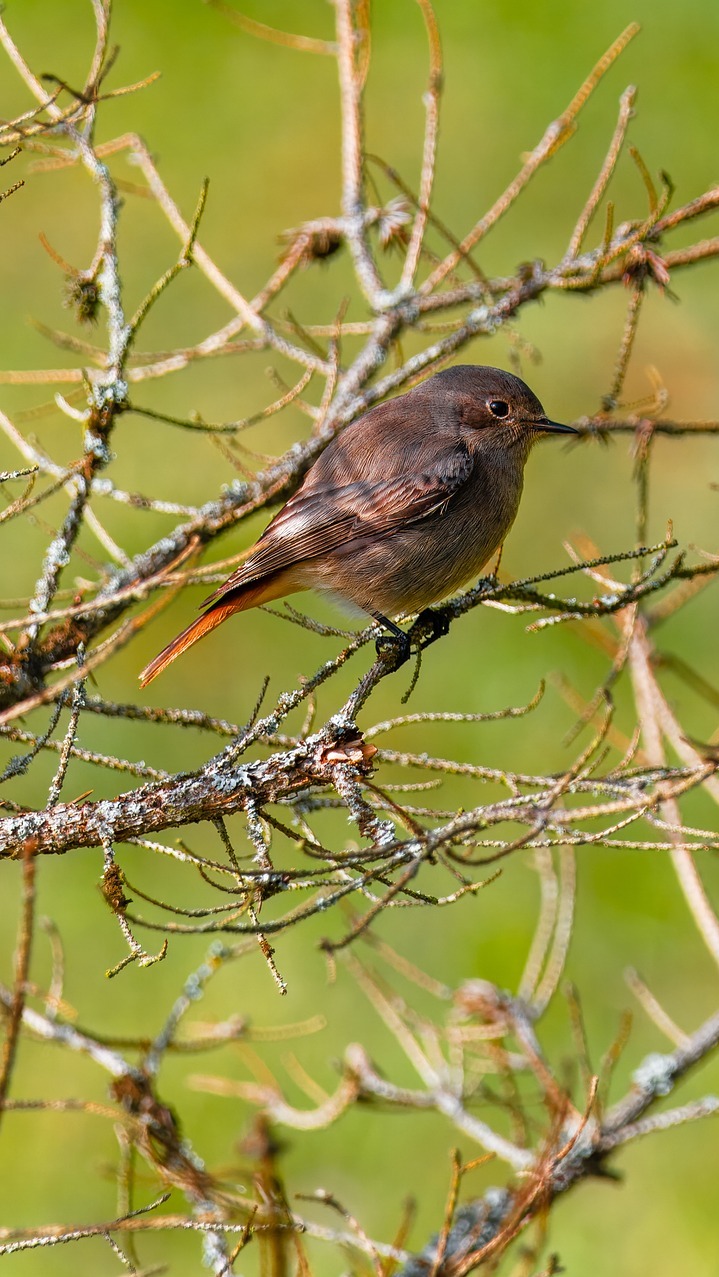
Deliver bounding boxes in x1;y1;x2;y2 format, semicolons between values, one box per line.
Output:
1;0;718;1272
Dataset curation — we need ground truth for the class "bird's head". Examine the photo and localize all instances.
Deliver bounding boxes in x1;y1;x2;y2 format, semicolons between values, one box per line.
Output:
429;364;577;451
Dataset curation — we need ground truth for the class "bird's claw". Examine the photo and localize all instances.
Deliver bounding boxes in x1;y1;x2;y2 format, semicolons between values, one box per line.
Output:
412;607;450;649
375;631;411;666
373;607;451;666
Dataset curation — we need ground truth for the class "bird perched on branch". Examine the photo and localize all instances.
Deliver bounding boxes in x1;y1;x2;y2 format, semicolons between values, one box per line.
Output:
139;364;576;687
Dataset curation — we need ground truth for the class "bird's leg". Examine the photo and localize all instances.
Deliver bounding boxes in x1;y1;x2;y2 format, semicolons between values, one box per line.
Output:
373;614;411;665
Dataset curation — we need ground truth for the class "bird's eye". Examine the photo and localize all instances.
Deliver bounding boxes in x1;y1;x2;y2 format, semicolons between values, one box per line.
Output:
488;400;509;418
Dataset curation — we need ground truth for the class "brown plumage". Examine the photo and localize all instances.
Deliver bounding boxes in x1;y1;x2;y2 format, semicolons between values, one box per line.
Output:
139;365;575;687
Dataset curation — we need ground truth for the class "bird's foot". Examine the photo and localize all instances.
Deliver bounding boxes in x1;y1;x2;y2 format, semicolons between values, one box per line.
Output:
374;630;411;666
476;573;498;594
412;607;450;650
373;615;412;667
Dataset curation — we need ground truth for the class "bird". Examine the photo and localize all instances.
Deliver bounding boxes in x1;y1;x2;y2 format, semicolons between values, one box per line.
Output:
139;364;576;687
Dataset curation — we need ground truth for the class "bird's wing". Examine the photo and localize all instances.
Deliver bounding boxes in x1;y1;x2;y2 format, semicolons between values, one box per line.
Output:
201;440;473;607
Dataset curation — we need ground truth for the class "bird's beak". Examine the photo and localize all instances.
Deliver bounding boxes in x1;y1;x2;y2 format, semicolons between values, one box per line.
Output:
535;418;578;434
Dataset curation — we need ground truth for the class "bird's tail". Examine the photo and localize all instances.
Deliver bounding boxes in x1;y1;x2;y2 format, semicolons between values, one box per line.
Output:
139;601;239;688
139;577;287;688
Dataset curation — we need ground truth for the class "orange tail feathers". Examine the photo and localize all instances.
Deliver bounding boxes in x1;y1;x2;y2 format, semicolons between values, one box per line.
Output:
139;601;240;688
139;576;293;688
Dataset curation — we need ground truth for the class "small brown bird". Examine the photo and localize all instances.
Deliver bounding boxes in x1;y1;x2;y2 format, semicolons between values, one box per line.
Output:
139;365;576;687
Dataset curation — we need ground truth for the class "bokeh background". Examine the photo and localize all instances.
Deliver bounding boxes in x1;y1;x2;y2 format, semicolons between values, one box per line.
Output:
1;1;718;1273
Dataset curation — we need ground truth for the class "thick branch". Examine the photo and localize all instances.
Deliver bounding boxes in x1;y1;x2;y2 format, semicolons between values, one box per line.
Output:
0;719;371;857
